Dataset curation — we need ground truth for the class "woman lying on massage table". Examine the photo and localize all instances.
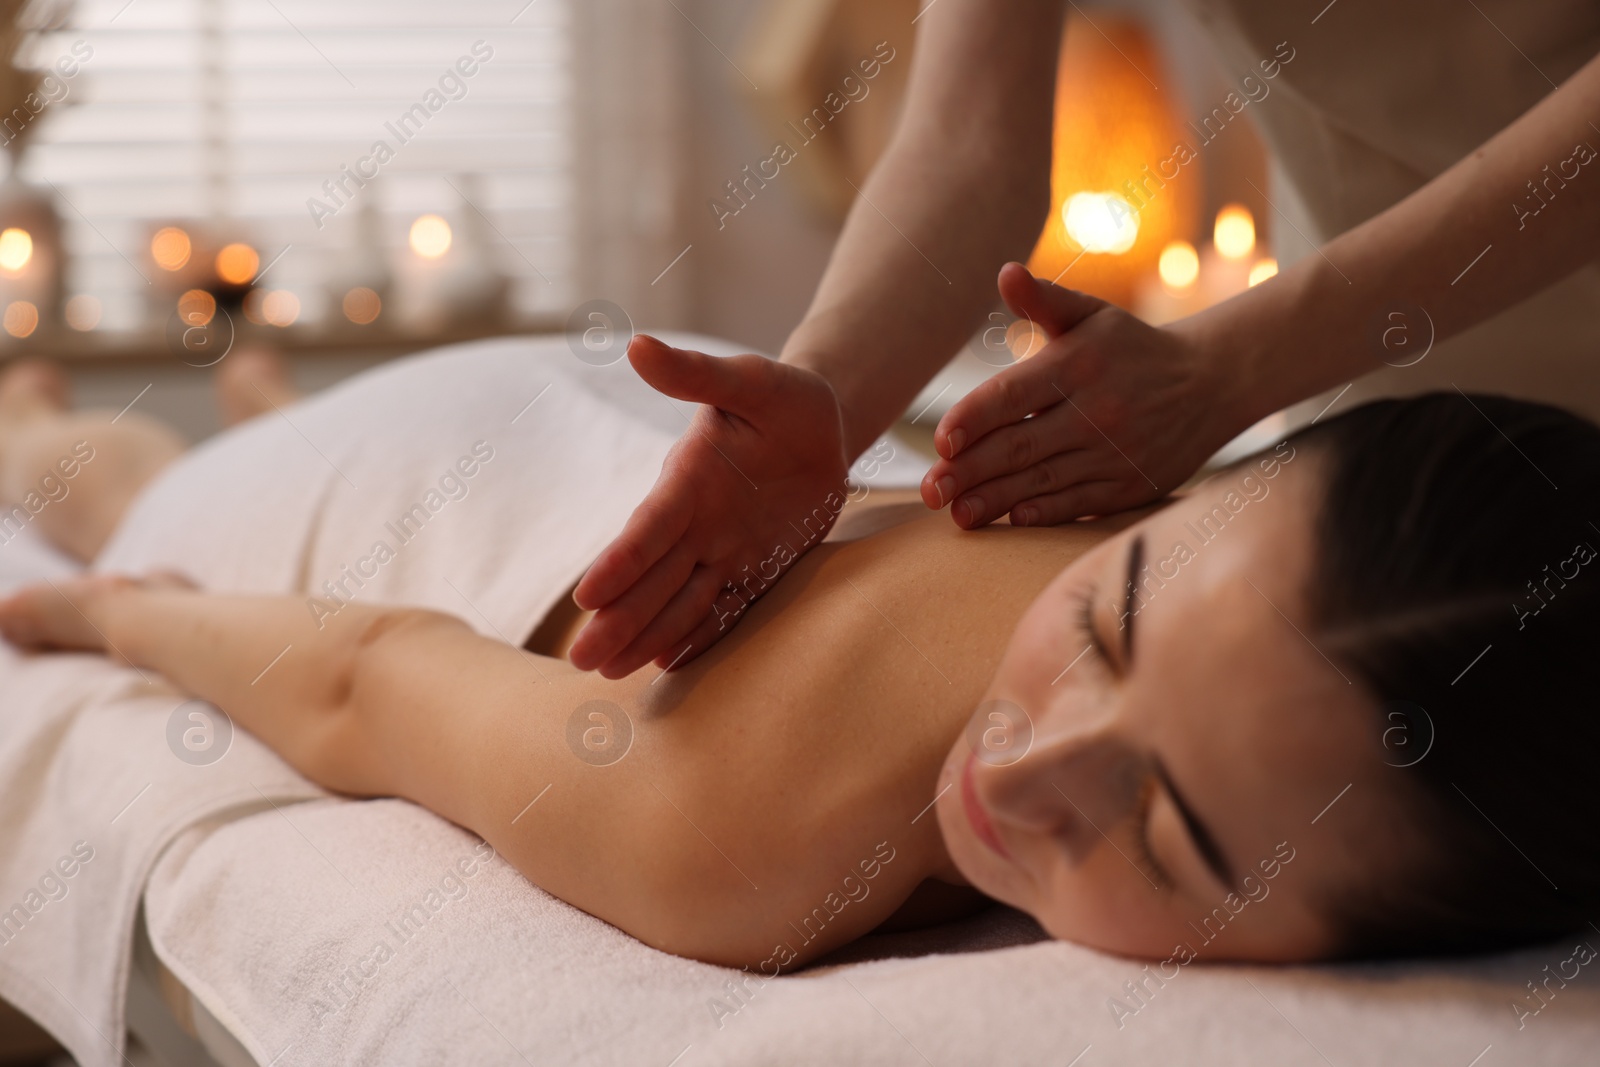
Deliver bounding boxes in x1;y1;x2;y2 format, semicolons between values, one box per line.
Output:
0;338;1595;975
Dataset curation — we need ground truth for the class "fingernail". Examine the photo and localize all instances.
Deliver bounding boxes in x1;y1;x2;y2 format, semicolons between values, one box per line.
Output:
1014;506;1036;526
947;428;967;456
934;476;955;508
959;496;983;525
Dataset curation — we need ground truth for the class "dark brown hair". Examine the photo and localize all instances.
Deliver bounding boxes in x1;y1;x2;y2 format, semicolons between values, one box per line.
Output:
1296;392;1600;957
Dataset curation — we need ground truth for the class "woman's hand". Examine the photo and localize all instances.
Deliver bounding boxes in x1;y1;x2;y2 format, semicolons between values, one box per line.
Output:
569;336;850;679
923;264;1242;527
0;575;127;654
0;571;195;654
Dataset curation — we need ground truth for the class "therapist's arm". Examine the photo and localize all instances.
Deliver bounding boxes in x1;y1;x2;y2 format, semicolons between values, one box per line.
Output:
928;48;1600;527
775;0;1064;458
1219;46;1600;416
569;0;1066;678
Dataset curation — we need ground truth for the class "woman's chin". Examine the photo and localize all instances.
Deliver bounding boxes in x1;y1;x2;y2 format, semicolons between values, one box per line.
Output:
933;745;1030;913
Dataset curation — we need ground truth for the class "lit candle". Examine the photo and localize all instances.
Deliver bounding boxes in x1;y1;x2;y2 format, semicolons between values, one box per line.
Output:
1134;239;1207;323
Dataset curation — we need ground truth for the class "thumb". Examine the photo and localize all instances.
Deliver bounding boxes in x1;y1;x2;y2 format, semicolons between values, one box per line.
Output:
996;262;1107;339
627;335;771;418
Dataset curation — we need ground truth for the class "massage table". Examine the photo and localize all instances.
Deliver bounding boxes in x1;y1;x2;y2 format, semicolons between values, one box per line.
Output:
0;335;1595;1066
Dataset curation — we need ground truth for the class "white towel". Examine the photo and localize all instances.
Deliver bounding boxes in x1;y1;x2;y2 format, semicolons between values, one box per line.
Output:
16;332;1594;1066
95;334;693;645
118;335;1598;1066
0;577;323;1067
145;798;1600;1066
3;332;866;1067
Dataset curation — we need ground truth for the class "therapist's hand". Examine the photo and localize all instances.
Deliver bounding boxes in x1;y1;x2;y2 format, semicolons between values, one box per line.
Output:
569;336;849;678
923;263;1237;527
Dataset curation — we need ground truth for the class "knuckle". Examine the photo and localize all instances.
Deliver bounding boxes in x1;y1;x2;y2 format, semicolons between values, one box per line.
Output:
1030;462;1057;496
994;374;1029;418
611;540;650;581
735;356;770;393
633;497;678;535
1007;427;1035;469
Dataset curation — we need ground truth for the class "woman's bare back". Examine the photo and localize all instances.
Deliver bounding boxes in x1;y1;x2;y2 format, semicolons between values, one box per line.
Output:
506;493;1138;966
0;349;1136;968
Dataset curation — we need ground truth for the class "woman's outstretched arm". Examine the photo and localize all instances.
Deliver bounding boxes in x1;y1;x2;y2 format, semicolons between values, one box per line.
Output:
0;576;459;796
0;577;933;968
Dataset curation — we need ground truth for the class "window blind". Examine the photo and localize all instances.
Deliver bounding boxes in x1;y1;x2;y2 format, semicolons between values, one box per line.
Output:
17;0;571;333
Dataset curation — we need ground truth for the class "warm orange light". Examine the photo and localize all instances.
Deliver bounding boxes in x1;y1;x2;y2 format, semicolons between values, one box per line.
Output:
1248;258;1279;287
177;288;216;325
64;294;100;331
215;243;260;285
1214;205;1256;261
343;286;381;325
4;301;38;338
0;228;33;272
151;227;192;271
242;289;266;324
261;290;300;327
1062;192;1139;255
409;215;452;259
1158;240;1199;290
1027;13;1199;306
1005;319;1048;360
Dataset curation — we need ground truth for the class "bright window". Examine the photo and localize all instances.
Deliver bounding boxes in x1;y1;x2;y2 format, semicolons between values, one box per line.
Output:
17;0;572;333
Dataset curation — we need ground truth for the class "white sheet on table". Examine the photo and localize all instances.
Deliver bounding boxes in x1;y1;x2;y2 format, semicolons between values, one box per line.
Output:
0;532;322;1067
118;337;1599;1066
145;797;1600;1066
16;332;1595;1066
4;332;927;1067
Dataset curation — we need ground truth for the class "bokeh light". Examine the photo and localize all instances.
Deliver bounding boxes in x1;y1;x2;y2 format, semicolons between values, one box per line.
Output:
151;227;192;271
1005;319;1048;360
0;228;33;272
215;243;260;285
262;290;300;327
1248;258;1279;287
178;288;217;325
64;294;101;331
343;287;381;325
1213;205;1256;261
242;289;267;324
1158;240;1199;290
4;301;38;338
1062;192;1139;255
409;214;453;259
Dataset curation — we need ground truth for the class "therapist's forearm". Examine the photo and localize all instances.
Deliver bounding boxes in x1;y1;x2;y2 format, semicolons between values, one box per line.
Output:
782;144;1050;458
1188;49;1600;422
779;0;1063;460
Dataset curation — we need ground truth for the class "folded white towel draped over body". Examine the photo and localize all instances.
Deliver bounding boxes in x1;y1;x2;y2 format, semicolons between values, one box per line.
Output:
2;335;1598;1066
0;333;912;1066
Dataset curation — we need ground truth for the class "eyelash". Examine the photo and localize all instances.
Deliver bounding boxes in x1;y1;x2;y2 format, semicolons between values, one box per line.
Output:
1071;586;1102;664
1069;589;1172;891
1128;782;1175;891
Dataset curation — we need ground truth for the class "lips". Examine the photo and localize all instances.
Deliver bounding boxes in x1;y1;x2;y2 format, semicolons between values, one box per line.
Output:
961;752;1012;860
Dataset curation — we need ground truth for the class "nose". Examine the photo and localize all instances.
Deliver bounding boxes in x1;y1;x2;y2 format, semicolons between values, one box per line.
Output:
974;725;1148;864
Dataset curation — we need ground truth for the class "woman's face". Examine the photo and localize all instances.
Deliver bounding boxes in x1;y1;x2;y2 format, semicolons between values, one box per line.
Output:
936;444;1401;963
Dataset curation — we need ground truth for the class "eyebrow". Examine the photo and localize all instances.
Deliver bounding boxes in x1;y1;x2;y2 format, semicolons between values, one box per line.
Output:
1121;535;1144;660
1153;757;1236;889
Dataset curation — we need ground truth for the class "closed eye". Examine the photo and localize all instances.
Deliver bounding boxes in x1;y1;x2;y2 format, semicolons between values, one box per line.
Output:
1071;584;1112;671
1129;780;1175;890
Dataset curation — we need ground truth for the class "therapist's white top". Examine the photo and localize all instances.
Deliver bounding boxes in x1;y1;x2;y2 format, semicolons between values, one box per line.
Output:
1193;0;1600;424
